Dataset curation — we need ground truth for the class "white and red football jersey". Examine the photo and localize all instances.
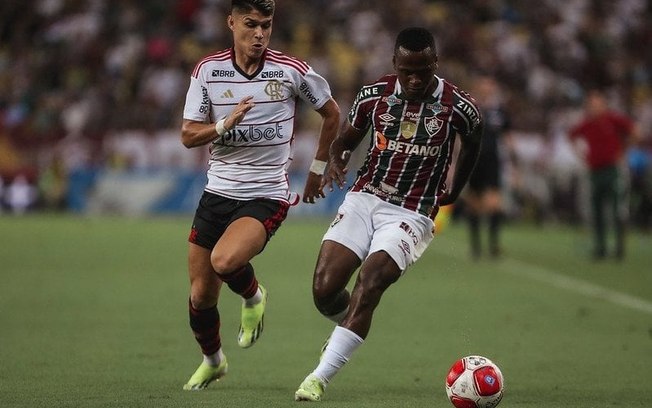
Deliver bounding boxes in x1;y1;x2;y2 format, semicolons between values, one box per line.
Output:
183;48;332;202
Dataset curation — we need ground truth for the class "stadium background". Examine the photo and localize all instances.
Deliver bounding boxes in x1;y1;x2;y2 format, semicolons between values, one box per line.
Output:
1;2;652;407
0;0;650;225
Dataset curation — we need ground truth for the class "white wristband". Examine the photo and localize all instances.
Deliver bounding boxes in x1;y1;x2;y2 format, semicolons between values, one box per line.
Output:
214;119;228;136
309;159;327;175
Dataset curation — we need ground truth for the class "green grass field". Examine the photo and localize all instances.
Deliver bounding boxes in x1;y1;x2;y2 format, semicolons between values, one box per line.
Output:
1;214;651;407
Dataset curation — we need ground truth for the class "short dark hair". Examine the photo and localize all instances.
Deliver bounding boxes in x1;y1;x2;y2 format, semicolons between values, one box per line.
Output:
394;27;436;54
232;0;275;16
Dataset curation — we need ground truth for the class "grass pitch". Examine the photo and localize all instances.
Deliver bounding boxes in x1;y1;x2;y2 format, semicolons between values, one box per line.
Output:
0;214;650;407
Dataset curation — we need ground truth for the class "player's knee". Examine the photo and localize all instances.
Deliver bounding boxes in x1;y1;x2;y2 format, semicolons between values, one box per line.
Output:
189;292;217;310
313;286;349;317
210;251;240;275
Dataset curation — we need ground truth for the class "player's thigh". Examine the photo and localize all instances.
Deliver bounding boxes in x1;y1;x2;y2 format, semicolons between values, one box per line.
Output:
210;197;289;273
188;242;222;308
357;250;403;291
212;217;268;273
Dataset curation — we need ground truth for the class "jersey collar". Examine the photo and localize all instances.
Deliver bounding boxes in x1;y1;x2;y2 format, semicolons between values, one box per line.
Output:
230;47;267;80
394;75;443;102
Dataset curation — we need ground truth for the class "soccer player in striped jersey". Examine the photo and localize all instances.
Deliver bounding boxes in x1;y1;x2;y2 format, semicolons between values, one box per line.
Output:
181;0;340;390
295;27;483;401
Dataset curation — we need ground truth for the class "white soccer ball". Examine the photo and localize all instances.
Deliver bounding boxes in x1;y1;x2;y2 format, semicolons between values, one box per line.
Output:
445;355;504;408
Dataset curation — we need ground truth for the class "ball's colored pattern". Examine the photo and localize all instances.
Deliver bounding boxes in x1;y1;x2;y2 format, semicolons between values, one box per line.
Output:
445;355;504;408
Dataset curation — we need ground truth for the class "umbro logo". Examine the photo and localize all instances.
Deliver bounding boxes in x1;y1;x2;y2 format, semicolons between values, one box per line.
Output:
378;112;396;127
221;89;234;98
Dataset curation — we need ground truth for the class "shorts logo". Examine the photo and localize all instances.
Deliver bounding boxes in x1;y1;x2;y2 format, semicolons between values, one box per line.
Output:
398;239;411;255
188;227;199;243
399;222;419;245
330;213;343;228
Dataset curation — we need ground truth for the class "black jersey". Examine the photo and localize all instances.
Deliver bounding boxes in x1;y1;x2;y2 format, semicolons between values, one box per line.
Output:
348;74;482;218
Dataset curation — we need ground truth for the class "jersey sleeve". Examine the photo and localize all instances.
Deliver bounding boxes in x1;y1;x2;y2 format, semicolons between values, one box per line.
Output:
451;89;482;136
296;67;332;110
347;87;375;131
183;75;211;123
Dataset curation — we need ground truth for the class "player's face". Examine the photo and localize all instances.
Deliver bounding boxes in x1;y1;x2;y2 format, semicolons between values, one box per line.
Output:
586;90;607;116
228;9;273;61
393;47;438;101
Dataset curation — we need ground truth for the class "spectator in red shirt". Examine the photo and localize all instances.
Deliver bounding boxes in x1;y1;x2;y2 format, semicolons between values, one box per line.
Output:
570;89;638;260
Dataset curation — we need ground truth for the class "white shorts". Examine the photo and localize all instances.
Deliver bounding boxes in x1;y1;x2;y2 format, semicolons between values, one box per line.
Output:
323;192;435;271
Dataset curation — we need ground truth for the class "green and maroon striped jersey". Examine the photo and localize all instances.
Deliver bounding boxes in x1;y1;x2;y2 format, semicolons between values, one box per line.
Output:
348;74;482;219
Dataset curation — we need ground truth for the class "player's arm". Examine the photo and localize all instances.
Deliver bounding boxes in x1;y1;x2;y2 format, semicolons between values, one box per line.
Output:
438;120;483;206
302;98;341;203
322;121;367;192
181;96;255;148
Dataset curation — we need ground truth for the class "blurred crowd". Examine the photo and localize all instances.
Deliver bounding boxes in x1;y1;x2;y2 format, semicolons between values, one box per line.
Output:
0;0;650;227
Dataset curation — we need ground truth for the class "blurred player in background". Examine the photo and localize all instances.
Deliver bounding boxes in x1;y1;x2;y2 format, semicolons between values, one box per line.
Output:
294;27;483;401
464;75;512;260
180;0;340;390
569;89;638;260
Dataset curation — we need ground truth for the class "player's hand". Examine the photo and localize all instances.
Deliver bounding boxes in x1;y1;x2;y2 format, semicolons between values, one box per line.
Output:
322;151;350;192
322;160;348;192
224;96;255;130
302;172;325;204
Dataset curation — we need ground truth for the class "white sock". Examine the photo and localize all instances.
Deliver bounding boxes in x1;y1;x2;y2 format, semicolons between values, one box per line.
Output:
312;325;364;384
203;348;225;367
244;287;263;306
325;306;349;324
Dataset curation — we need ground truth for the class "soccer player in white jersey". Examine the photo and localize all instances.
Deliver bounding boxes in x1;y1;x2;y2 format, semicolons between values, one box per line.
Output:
295;27;483;401
180;0;340;391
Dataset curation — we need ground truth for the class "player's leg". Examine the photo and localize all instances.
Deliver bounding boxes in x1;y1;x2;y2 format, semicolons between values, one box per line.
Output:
315;207;433;383
184;242;228;390
465;190;482;260
590;171;607;259
312;240;361;323
311;193;371;323
213;199;289;348
296;205;434;401
296;251;401;401
340;251;402;336
295;243;360;402
611;166;627;259
485;187;503;258
211;217;269;348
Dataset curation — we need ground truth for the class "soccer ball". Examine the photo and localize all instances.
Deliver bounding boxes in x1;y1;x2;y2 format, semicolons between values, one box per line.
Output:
445;355;504;408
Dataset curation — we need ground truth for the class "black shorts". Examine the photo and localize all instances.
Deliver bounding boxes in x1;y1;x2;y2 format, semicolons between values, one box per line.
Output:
188;191;290;250
468;154;501;192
